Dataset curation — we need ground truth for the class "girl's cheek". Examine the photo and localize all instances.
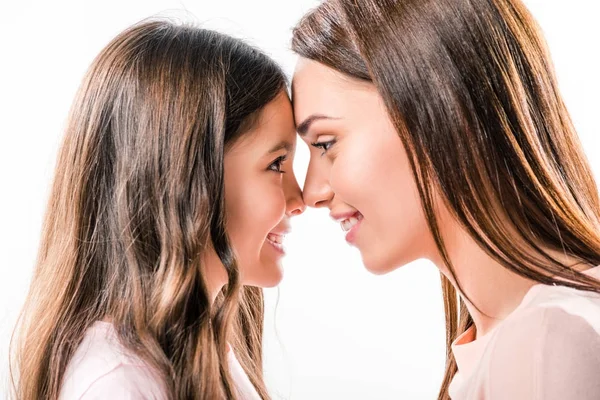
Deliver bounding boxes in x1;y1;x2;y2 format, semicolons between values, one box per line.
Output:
258;184;286;227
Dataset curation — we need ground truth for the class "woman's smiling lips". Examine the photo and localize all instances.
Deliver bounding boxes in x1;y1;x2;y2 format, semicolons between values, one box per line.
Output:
330;210;364;244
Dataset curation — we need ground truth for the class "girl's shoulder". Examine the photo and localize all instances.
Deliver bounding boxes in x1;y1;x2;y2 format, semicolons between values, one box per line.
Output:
59;321;167;400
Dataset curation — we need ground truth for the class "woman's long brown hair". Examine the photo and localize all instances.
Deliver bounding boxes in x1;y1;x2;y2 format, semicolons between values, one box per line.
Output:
292;0;600;398
11;20;286;400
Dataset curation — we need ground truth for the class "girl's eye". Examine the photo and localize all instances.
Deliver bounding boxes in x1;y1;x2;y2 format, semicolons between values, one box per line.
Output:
268;155;287;174
311;139;336;156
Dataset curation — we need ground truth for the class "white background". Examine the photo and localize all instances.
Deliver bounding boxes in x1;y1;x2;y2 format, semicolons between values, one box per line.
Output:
0;1;598;399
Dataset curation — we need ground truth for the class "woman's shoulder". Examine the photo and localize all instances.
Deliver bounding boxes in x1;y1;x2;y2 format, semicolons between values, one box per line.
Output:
480;282;600;398
520;272;600;328
495;275;600;348
59;321;167;400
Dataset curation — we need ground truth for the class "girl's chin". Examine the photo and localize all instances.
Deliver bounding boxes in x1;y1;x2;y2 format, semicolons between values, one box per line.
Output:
261;263;284;287
242;261;283;288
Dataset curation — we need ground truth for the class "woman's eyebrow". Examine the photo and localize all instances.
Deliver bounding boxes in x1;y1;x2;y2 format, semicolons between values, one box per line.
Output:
296;114;339;136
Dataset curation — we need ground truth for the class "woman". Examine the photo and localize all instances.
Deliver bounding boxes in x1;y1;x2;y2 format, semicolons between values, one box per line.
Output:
11;19;305;400
291;0;600;398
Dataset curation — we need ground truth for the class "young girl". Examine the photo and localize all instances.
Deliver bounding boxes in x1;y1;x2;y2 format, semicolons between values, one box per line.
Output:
11;20;305;400
291;0;600;399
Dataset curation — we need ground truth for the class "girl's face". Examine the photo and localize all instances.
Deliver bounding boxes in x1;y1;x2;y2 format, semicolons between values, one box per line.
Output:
292;59;436;274
224;92;305;287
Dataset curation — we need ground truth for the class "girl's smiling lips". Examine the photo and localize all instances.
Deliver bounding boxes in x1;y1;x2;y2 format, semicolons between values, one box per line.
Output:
266;221;291;255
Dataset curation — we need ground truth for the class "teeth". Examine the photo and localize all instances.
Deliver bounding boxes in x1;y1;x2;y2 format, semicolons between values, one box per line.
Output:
267;233;284;245
341;216;360;232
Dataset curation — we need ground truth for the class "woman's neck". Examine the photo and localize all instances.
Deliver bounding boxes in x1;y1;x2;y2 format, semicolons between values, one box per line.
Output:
436;229;535;337
431;217;590;338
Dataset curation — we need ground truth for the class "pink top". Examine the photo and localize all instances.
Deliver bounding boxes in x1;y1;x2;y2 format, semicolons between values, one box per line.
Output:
449;266;600;399
58;321;262;400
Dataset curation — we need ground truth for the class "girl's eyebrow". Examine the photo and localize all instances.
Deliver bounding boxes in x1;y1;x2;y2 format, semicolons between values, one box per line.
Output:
267;140;293;154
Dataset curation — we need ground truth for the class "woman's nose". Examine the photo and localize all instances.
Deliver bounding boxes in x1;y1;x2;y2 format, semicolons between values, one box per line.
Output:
302;161;333;208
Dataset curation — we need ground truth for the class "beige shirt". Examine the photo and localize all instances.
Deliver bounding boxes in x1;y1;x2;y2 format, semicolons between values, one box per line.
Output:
59;321;262;400
449;266;600;399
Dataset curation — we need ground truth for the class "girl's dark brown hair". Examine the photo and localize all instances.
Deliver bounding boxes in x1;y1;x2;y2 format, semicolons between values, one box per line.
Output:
292;0;600;397
11;19;286;400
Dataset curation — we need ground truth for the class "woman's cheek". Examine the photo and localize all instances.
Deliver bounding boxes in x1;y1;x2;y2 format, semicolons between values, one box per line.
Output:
331;145;375;205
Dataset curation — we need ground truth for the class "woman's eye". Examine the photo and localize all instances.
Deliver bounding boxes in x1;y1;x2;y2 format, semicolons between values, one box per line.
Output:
311;139;336;155
268;155;287;174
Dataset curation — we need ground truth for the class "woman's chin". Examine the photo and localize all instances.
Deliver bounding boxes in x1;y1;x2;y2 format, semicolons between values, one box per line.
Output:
361;250;409;275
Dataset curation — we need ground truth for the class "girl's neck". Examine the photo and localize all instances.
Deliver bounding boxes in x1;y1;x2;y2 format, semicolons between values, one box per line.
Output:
203;249;228;305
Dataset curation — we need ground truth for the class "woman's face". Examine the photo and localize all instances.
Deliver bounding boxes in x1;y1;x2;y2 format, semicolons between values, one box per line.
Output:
292;59;435;274
224;92;305;287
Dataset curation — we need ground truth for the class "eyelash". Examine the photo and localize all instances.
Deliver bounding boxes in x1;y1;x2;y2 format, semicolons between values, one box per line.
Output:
268;155;288;174
311;139;336;156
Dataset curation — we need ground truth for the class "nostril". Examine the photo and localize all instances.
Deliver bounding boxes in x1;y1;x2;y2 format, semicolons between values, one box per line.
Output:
289;203;306;216
302;184;333;209
314;199;328;208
